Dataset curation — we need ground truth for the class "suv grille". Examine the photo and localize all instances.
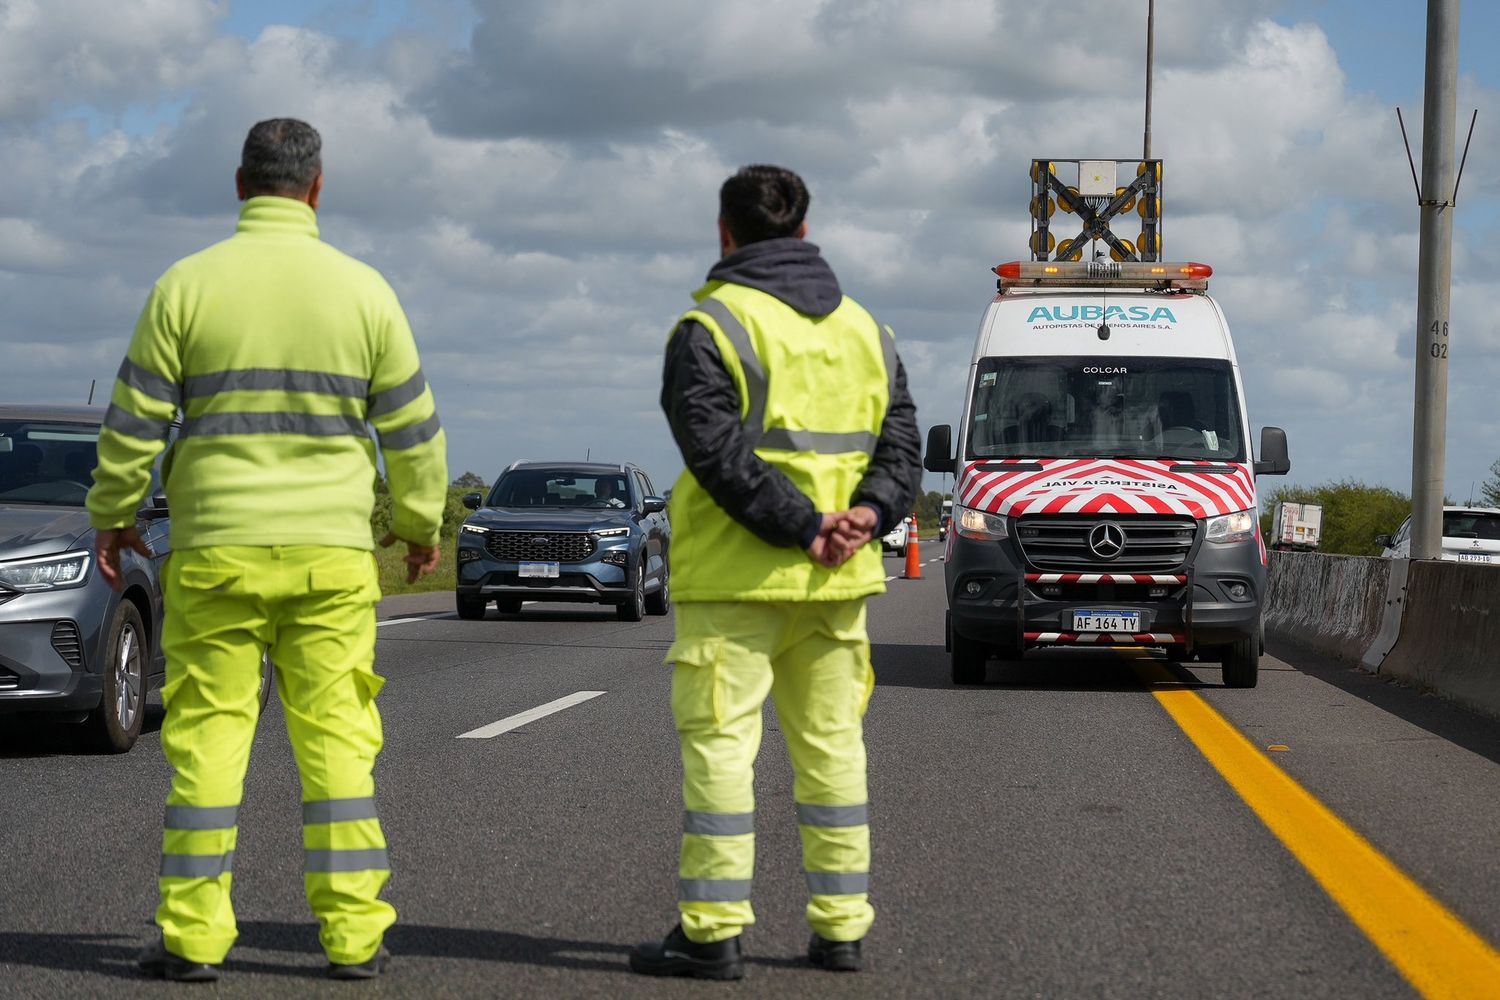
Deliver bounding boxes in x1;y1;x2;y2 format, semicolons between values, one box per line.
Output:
1015;515;1197;572
51;621;83;669
484;531;597;564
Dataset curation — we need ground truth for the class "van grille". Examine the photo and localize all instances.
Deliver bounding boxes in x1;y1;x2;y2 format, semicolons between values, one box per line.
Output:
51;620;84;669
1015;515;1197;572
484;531;596;564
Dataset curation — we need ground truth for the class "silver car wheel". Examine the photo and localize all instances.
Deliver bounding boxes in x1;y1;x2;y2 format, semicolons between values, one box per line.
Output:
114;621;143;732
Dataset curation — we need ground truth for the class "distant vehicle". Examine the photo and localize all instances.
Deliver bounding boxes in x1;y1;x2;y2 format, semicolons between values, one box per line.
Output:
1378;507;1500;564
0;404;271;752
1272;501;1322;550
880;518;909;553
939;498;953;540
456;461;671;620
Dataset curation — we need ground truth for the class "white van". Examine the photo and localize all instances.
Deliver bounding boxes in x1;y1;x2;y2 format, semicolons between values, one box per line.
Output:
924;259;1290;687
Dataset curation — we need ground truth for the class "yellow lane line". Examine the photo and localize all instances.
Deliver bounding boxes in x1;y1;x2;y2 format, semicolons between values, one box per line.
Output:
1132;659;1500;1000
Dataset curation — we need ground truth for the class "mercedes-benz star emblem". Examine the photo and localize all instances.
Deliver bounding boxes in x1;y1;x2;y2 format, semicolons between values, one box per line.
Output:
1088;522;1126;560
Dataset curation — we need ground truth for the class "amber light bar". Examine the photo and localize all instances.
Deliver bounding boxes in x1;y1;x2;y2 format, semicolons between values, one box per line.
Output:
993;260;1212;290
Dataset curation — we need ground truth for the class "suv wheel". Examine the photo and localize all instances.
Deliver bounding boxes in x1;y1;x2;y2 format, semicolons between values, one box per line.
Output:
88;601;146;753
1221;633;1259;688
617;566;645;622
456;592;489;620
645;564;670;616
950;629;989;685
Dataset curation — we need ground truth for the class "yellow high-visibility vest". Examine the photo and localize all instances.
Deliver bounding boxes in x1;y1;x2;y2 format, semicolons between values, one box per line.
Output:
668;279;895;602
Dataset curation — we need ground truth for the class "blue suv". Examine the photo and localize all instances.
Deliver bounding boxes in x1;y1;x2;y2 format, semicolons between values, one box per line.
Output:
456;461;671;621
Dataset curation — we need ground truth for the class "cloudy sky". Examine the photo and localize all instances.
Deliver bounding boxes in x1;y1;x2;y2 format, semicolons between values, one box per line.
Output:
3;0;1499;502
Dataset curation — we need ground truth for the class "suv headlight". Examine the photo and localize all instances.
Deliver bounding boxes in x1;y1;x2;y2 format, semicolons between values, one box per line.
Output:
594;527;629;539
956;505;1008;541
0;550;92;592
1205;509;1256;544
460;523;489;536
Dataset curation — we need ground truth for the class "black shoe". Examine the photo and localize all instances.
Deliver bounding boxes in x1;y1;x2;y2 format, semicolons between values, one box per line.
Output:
808;934;862;972
629;924;744;980
328;945;391;980
137;938;220;982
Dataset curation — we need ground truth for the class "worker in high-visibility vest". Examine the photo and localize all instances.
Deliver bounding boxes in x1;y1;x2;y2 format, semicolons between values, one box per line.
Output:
86;118;447;982
630;165;921;979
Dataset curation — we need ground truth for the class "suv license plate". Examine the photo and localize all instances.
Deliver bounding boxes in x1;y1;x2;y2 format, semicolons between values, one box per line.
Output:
1072;611;1140;633
519;562;560;579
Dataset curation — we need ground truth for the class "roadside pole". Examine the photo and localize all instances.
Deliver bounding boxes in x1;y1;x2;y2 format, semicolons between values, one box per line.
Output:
1410;0;1459;560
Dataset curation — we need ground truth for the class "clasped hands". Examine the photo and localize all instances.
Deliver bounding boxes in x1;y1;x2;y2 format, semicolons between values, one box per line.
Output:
806;506;879;568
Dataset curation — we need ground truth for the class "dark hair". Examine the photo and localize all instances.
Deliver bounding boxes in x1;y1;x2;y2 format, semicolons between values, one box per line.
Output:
719;165;810;247
239;118;322;197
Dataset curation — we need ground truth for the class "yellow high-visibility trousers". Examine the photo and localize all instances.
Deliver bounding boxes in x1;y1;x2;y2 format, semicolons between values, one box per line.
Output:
668;599;876;945
156;545;393;965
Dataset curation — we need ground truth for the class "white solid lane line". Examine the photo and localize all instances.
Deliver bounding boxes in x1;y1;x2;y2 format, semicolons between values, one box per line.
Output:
377;613;453;628
457;690;607;740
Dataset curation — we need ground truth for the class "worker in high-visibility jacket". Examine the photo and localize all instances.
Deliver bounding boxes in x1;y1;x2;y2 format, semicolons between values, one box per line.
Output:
630;165;921;980
86;119;447;983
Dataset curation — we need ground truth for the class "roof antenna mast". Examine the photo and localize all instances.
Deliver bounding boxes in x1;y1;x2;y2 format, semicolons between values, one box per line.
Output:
1143;0;1155;160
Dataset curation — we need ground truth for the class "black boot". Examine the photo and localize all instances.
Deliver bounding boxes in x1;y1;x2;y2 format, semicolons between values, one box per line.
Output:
808;933;862;972
328;945;391;980
137;938;220;983
629;924;744;980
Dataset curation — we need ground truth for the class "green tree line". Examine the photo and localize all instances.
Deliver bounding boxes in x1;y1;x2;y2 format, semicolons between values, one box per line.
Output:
1258;480;1412;557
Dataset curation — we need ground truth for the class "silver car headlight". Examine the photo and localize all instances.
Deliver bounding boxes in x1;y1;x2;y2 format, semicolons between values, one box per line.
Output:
0;550;92;591
1205;509;1257;544
956;505;1008;541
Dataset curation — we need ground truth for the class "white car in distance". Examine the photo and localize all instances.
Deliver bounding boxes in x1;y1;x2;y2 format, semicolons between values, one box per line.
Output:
1378;506;1500;564
881;518;910;553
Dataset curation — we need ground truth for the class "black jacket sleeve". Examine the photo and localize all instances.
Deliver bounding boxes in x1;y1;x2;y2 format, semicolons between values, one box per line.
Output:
661;320;821;548
852;353;923;535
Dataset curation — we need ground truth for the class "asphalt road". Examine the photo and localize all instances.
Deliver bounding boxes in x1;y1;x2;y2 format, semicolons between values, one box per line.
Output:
4;551;1500;999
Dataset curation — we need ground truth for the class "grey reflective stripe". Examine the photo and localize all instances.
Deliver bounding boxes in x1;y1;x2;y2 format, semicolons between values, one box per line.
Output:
164;804;239;830
380;412;442;450
796;803;868;828
806;871;869;895
678;878;752;902
368;369;428;418
183;368;369;401
180;412;369;439
760;428;878;455
695;298;768;446
118;358;180;405
305;847;390;873
683;811;754;836
160;851;234;878
303;797;379;824
103;404;170;441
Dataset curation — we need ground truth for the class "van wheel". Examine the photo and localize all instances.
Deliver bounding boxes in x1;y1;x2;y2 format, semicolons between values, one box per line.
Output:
1221;634;1259;688
950;631;989;685
456;592;488;620
87;601;147;753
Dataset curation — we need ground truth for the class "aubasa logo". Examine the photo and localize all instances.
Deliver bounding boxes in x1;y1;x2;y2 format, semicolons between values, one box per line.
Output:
1027;305;1177;323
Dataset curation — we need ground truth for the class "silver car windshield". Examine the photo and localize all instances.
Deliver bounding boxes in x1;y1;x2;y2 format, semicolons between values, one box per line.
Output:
966;355;1245;462
0;421;101;506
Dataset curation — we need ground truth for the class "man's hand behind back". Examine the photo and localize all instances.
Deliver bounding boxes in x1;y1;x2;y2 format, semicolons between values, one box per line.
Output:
379;532;440;583
806;507;878;569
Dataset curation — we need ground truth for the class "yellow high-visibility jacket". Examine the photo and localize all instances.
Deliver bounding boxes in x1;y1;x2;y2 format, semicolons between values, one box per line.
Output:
87;196;447;549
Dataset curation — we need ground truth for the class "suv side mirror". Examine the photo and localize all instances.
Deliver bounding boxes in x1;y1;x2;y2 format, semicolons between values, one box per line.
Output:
462;492;483;510
924;424;954;474
1375;534;1393;548
1253;426;1290;476
139;491;169;520
643;496;667;514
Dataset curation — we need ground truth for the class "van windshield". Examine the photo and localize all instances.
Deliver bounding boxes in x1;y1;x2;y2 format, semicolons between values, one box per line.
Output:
966;356;1245;462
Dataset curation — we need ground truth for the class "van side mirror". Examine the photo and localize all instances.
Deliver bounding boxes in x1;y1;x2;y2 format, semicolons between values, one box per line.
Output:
462;492;483;510
1253;427;1290;476
924;424;954;474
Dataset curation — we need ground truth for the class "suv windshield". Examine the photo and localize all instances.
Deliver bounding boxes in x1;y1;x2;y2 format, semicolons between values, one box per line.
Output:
0;420;102;506
489;471;632;509
966;355;1245;462
1444;511;1500;540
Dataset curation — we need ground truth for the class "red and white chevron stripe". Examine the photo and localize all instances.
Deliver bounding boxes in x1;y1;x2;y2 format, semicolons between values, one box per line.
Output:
1025;572;1187;585
958;459;1254;520
1025;631;1185;644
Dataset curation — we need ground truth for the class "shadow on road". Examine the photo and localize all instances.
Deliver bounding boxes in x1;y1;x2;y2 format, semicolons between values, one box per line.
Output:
0;930;145;981
873;643;1195;692
0;705;164;759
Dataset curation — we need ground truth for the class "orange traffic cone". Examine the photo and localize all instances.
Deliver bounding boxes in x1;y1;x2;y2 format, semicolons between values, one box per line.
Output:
903;514;922;579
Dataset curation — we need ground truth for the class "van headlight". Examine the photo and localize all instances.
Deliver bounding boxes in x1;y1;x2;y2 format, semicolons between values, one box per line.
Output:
956;505;1009;541
0;550;92;591
1205;509;1256;544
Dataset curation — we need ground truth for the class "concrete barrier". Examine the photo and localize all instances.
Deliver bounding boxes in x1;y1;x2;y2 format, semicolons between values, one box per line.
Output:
1264;550;1392;666
1381;560;1500;718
